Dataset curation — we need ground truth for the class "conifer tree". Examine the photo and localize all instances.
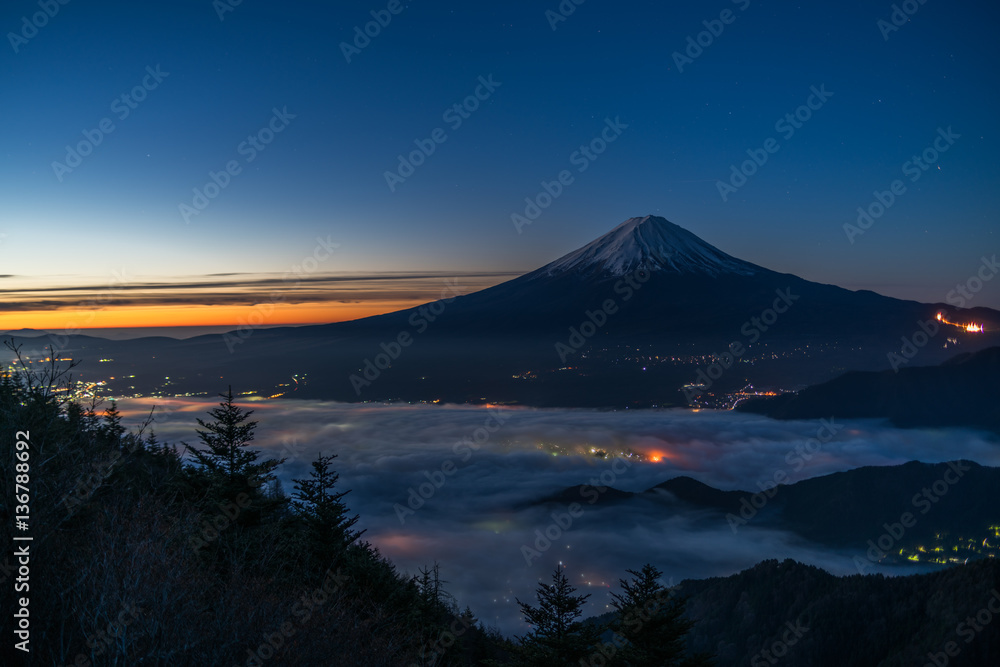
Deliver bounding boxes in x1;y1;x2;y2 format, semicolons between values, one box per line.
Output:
82;400;101;437
185;387;283;489
610;564;712;666
514;566;602;665
413;563;451;655
291;452;362;550
102;400;125;445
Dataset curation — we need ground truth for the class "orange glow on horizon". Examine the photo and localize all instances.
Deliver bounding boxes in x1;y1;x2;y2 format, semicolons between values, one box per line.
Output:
0;300;426;332
371;532;425;558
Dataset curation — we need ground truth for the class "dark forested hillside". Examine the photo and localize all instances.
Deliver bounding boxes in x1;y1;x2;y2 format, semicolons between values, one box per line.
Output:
678;558;1000;667
530;462;1000;564
738;346;1000;431
3;345;997;666
0;347;502;666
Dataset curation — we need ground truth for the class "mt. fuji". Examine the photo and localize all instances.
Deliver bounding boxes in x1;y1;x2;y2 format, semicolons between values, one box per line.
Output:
14;216;999;407
534;216;760;279
347;214;943;342
215;215;999;404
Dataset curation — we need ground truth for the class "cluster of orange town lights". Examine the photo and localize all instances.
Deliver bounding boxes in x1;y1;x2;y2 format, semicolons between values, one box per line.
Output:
936;312;983;333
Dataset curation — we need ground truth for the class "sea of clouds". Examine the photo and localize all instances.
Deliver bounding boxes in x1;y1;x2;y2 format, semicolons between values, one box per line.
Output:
119;398;1000;633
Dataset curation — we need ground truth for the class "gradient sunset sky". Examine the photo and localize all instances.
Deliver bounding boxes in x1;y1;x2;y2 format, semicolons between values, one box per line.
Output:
2;0;998;334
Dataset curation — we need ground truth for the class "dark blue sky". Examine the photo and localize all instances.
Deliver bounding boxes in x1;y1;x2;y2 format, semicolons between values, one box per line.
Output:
3;0;999;326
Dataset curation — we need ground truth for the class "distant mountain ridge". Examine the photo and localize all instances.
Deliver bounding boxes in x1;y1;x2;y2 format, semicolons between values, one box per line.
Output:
737;346;1000;431
529;460;1000;555
6;215;999;406
677;558;1000;666
589;558;1000;666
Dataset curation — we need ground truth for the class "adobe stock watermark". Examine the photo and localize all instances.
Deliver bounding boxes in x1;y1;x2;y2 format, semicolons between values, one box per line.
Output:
188;478;264;553
750;617;809;666
384;75;502;192
59;435;143;519
7;0;71;53
554;263;651;363
685;288;799;403
726;417;842;533
843;126;960;244
349;278;464;395
393;408;509;524
46;268;132;355
717;85;833;202
580;581;680;667
239;567;350;666
877;0;929;41
946;254;999;308
545;0;586;31
887;317;940;372
223;235;339;352
853;460;971;574
521;455;633;566
51;65;169;182
179;106;296;223
340;0;407;63
511;117;628;234
410;612;477;667
275;436;308;466
887;254;996;371
60;602;146;666
213;0;244;21
671;0;751;73
923;588;1000;667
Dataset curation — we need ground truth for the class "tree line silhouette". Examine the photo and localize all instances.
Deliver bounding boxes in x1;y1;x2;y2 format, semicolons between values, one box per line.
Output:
0;342;708;666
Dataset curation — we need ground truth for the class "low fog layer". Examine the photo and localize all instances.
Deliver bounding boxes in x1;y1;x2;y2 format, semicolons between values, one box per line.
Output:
119;399;1000;633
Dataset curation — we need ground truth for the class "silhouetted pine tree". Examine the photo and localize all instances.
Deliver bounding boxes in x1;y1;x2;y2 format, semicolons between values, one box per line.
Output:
101;400;125;445
513;566;602;666
291;452;362;560
609;564;713;666
184;387;284;491
82;400;101;436
0;350;442;665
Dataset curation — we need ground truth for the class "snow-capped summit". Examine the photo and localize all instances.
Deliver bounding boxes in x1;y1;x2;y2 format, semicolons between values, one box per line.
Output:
537;215;759;278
